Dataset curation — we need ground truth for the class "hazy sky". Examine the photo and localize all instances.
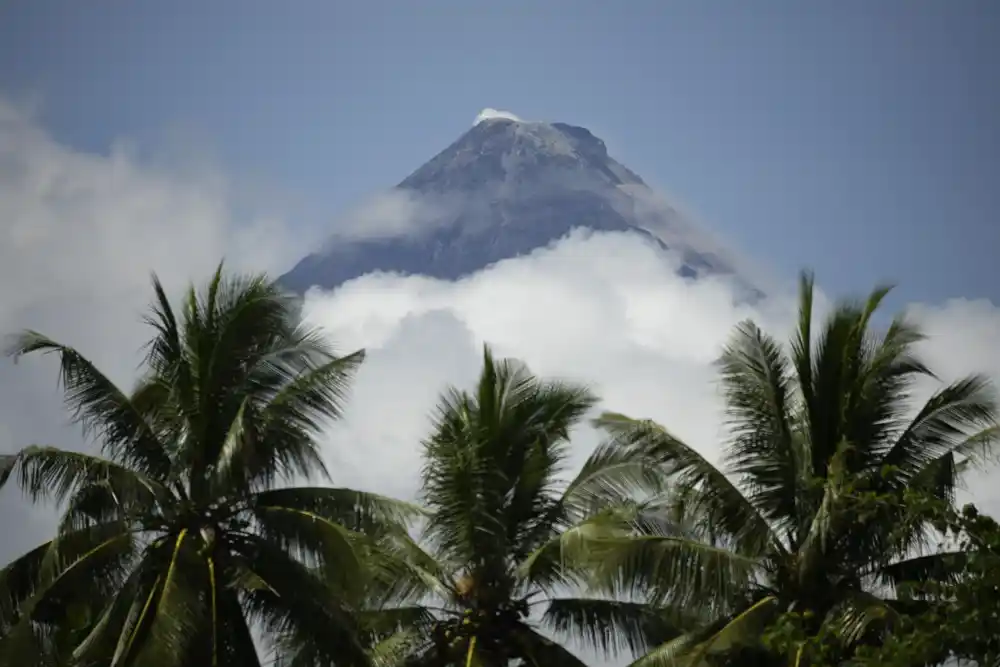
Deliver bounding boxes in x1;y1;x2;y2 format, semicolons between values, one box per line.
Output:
2;0;997;305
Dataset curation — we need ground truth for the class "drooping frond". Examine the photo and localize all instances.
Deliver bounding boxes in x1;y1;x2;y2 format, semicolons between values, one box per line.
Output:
880;375;997;492
542;597;692;658
587;526;761;613
519;505;636;594
7;446;169;510
0;522;137;663
560;440;665;521
594;413;782;557
5;332;172;479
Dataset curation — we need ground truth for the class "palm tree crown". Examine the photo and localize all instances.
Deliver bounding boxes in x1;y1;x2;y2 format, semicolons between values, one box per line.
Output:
398;347;686;667
594;273;999;666
0;266;413;667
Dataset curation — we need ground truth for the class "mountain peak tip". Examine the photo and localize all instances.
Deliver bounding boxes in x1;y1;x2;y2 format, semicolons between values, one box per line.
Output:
473;108;522;126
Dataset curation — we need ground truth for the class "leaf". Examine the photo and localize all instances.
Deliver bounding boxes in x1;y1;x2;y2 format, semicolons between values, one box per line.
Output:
5;331;171;479
542;597;692;657
593;413;781;557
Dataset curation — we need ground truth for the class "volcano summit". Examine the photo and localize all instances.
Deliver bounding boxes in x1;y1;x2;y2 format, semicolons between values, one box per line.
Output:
279;110;754;295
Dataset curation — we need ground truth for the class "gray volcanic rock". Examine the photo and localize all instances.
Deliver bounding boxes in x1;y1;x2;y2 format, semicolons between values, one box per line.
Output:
279;114;755;296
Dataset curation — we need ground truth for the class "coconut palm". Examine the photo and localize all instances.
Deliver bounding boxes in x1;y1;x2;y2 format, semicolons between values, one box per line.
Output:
592;273;999;667
0;265;416;667
398;347;689;667
269;347;689;667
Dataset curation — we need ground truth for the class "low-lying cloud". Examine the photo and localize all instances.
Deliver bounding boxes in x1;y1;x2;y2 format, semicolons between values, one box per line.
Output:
317;188;463;243
302;230;1000;513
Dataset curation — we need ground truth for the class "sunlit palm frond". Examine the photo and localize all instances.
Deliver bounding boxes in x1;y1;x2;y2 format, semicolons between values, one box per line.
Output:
421;346;597;572
519;506;635;593
632;596;780;667
559;440;664;521
587;528;760;613
368;629;430;667
800;283;897;479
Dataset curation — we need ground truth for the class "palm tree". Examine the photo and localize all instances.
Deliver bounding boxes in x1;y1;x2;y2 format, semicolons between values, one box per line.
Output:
0;265;417;667
592;273;999;667
389;347;689;667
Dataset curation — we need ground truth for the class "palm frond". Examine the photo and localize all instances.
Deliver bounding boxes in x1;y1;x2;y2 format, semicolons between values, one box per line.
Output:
368;629;430;667
718;320;804;538
5;332;172;479
511;623;591;667
7;445;168;510
231;534;369;667
542;597;692;658
881;375;998;490
250;502;366;597
633;596;780;667
0;522;136;660
560;440;665;520
587;528;760;613
594;413;781;557
825;590;902;647
220;349;365;491
421;347;597;571
126;530;207;667
878;551;967;588
519;506;636;593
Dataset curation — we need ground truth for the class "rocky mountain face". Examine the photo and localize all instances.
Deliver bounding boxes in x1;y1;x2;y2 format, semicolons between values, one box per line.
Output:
279;113;754;295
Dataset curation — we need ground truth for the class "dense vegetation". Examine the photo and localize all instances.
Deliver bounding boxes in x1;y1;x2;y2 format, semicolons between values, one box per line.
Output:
1;266;997;667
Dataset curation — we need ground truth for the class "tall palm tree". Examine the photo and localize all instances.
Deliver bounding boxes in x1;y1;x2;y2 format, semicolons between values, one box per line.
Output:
395;347;688;667
0;265;416;667
592;273;999;667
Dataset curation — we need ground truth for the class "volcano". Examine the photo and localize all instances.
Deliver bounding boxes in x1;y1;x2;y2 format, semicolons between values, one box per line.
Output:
279;111;755;296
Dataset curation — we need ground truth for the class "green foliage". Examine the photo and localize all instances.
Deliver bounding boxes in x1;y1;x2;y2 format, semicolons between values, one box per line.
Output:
762;494;1000;667
592;272;999;667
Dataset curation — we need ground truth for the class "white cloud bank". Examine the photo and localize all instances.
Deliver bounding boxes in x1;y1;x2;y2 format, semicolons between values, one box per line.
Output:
301;231;1000;514
474;107;522;125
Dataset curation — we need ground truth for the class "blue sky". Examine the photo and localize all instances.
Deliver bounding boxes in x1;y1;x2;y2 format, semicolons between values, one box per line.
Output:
1;0;997;306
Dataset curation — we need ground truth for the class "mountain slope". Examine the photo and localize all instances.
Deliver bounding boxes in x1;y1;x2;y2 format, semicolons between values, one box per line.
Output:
279;113;752;295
